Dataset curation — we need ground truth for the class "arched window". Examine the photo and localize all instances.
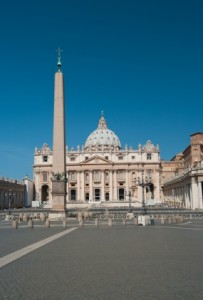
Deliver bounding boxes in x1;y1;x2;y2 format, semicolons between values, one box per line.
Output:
85;193;89;202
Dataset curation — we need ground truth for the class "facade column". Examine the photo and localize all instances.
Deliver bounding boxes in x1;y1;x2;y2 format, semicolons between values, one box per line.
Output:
154;169;160;200
113;171;117;201
81;171;85;202
77;172;80;201
124;169;130;202
109;170;113;201
125;170;129;197
90;171;93;202
101;171;105;202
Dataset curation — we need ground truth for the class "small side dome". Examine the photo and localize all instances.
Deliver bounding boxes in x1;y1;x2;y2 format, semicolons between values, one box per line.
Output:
85;113;121;151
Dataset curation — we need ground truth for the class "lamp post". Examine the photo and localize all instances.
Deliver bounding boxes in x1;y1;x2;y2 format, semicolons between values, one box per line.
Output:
5;189;14;210
125;190;132;212
135;169;152;214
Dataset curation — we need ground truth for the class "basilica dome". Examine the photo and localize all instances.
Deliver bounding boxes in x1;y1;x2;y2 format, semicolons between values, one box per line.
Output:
85;114;121;151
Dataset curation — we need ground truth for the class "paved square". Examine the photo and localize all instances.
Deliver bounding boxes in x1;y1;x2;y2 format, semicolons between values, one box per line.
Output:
0;220;203;299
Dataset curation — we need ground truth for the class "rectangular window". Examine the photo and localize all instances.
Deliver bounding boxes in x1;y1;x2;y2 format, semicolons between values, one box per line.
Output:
105;172;109;182
147;154;152;160
94;171;101;182
85;173;89;183
43;156;48;162
117;171;125;181
69;172;77;181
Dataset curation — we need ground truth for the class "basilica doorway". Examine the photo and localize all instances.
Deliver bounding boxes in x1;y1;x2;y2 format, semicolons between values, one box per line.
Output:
146;183;154;199
118;188;125;201
41;185;49;202
105;192;109;201
94;189;100;202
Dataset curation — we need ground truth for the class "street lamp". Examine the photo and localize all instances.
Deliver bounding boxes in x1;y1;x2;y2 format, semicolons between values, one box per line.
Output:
135;169;152;213
5;189;14;210
125;190;132;212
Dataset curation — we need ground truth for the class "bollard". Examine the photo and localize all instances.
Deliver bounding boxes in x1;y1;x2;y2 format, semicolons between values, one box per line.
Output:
62;218;67;228
161;217;165;225
172;217;176;224
23;213;28;223
84;212;89;221
134;217;138;225
78;212;83;222
45;219;50;228
108;218;112;227
12;219;18;229
28;219;33;229
79;219;84;228
19;213;23;222
95;218;99;227
123;219;126;226
40;213;46;222
176;217;180;224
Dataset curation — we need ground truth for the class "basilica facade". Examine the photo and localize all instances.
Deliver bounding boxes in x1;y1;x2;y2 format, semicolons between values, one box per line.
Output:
33;114;162;209
33;56;203;210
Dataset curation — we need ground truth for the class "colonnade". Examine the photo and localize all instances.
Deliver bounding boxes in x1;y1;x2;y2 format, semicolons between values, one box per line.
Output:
163;177;203;209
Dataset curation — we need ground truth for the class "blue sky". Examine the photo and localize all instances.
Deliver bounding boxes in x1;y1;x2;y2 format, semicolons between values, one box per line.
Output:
0;0;202;180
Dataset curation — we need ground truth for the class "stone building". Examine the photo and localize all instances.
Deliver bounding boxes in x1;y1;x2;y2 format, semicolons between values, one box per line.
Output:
33;114;162;209
162;133;203;209
0;177;25;209
32;56;203;210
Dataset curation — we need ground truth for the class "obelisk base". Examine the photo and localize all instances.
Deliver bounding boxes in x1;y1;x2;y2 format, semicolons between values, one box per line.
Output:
49;180;67;219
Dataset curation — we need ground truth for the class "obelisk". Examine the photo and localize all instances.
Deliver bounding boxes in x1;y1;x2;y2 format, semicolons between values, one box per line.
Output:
52;48;67;212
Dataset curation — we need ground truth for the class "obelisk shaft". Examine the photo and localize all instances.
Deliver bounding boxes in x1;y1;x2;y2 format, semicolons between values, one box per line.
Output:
53;71;66;174
52;69;66;211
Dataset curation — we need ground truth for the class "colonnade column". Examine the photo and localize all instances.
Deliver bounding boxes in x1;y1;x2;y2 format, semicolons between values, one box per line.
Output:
184;185;188;208
191;177;199;209
198;181;203;209
113;171;117;201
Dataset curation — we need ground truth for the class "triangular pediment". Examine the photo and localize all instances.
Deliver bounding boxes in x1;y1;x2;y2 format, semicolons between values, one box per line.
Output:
81;155;113;165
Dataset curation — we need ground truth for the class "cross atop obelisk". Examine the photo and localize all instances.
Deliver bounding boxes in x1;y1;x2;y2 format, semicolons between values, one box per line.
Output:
57;47;63;71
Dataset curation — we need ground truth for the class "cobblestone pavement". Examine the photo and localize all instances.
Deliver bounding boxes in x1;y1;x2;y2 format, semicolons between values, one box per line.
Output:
0;220;203;300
